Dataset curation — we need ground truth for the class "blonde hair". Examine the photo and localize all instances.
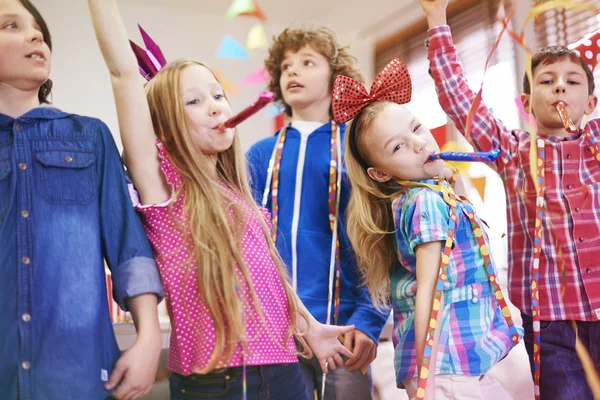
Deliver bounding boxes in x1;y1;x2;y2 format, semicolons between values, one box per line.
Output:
145;59;310;371
344;101;398;310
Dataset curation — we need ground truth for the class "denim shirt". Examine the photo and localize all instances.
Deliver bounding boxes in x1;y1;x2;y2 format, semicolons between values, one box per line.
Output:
0;107;164;400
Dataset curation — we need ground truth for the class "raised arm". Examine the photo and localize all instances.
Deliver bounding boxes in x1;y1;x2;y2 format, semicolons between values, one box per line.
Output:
88;0;169;204
419;0;520;174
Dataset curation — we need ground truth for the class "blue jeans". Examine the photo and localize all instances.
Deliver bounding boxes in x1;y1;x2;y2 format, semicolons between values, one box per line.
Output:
298;355;372;400
522;313;600;400
169;363;308;400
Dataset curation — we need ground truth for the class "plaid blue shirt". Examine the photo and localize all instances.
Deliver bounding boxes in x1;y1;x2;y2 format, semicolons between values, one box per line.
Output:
390;179;521;385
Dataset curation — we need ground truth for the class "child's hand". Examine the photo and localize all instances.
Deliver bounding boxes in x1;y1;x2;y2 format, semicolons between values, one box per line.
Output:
344;329;377;372
105;333;161;400
440;166;455;181
418;0;449;28
306;323;355;374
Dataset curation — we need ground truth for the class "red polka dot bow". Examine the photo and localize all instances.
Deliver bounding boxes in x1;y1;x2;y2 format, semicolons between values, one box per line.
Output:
568;27;600;71
331;57;412;124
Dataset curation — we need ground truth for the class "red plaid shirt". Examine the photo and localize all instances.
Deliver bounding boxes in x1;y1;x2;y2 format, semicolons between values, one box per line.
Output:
427;25;600;321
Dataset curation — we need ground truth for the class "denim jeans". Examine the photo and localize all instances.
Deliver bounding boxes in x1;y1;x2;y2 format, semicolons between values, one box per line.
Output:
522;313;600;400
298;355;372;400
169;362;307;400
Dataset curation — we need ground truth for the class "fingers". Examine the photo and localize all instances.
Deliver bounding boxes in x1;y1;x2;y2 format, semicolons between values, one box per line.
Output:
105;360;126;390
337;341;354;359
338;324;355;335
343;328;354;352
319;358;328;374
369;345;377;364
346;342;369;371
327;356;336;371
113;381;148;400
333;353;344;368
110;381;132;400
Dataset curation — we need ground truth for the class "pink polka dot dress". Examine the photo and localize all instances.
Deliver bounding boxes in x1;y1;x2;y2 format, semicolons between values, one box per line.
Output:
132;142;298;376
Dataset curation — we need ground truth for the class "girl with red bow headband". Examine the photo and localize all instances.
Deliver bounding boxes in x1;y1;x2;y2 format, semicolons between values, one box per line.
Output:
246;26;389;400
88;1;357;399
337;58;522;400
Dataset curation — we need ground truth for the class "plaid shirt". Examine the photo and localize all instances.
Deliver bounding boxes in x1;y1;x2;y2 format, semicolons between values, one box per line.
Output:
427;25;600;321
390;181;517;384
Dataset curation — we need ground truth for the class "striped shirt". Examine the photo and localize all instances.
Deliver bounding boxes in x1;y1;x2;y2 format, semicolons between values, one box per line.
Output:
427;25;600;321
391;181;519;384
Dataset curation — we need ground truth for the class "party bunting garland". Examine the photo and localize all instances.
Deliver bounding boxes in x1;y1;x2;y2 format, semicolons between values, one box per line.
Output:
217;35;250;59
239;67;268;86
246;24;268;52
213;69;239;95
225;0;267;22
470;176;487;201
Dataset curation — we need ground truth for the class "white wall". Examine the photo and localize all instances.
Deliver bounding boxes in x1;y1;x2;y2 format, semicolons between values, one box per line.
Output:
34;0;374;151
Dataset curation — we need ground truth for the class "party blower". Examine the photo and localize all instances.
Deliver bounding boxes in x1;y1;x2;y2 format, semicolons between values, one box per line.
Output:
429;148;501;162
554;101;579;134
218;91;275;131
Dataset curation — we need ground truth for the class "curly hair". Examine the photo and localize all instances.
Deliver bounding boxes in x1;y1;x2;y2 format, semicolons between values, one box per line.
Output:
265;26;364;117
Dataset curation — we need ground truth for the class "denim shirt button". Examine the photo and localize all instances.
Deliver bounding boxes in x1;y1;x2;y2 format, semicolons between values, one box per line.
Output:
64;156;73;163
22;314;31;322
21;210;29;218
15;124;22;132
21;361;30;370
22;256;30;265
18;163;27;171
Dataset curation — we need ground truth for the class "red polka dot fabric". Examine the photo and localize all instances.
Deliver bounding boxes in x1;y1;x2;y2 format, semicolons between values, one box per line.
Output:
569;28;600;71
332;57;413;124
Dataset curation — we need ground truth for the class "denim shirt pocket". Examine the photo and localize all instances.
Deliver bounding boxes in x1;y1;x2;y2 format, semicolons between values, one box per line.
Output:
34;149;97;205
0;157;11;224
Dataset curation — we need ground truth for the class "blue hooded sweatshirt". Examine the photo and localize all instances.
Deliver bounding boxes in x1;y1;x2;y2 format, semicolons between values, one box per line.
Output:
246;122;389;343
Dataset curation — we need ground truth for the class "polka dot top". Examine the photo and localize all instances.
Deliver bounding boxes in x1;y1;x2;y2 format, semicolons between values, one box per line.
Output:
132;141;298;375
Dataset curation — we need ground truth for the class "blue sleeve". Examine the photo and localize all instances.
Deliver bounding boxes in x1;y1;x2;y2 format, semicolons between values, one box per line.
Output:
245;142;270;206
96;121;164;310
346;287;390;344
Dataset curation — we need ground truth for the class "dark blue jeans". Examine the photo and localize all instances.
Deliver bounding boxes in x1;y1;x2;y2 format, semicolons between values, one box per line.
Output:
522;313;600;400
169;362;308;399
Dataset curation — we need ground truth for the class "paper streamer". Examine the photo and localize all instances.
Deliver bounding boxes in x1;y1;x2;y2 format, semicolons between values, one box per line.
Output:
514;95;537;132
497;2;600;399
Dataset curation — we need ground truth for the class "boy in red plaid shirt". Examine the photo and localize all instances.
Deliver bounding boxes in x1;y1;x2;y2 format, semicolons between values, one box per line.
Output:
420;0;600;398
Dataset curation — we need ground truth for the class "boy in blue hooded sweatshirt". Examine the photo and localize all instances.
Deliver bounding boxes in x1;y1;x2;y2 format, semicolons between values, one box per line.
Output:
246;27;389;399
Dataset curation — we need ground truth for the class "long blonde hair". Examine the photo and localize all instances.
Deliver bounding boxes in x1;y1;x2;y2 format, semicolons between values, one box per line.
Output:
344;101;398;310
145;59;309;371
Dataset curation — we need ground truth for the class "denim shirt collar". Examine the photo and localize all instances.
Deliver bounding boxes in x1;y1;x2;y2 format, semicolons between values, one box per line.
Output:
0;105;71;127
